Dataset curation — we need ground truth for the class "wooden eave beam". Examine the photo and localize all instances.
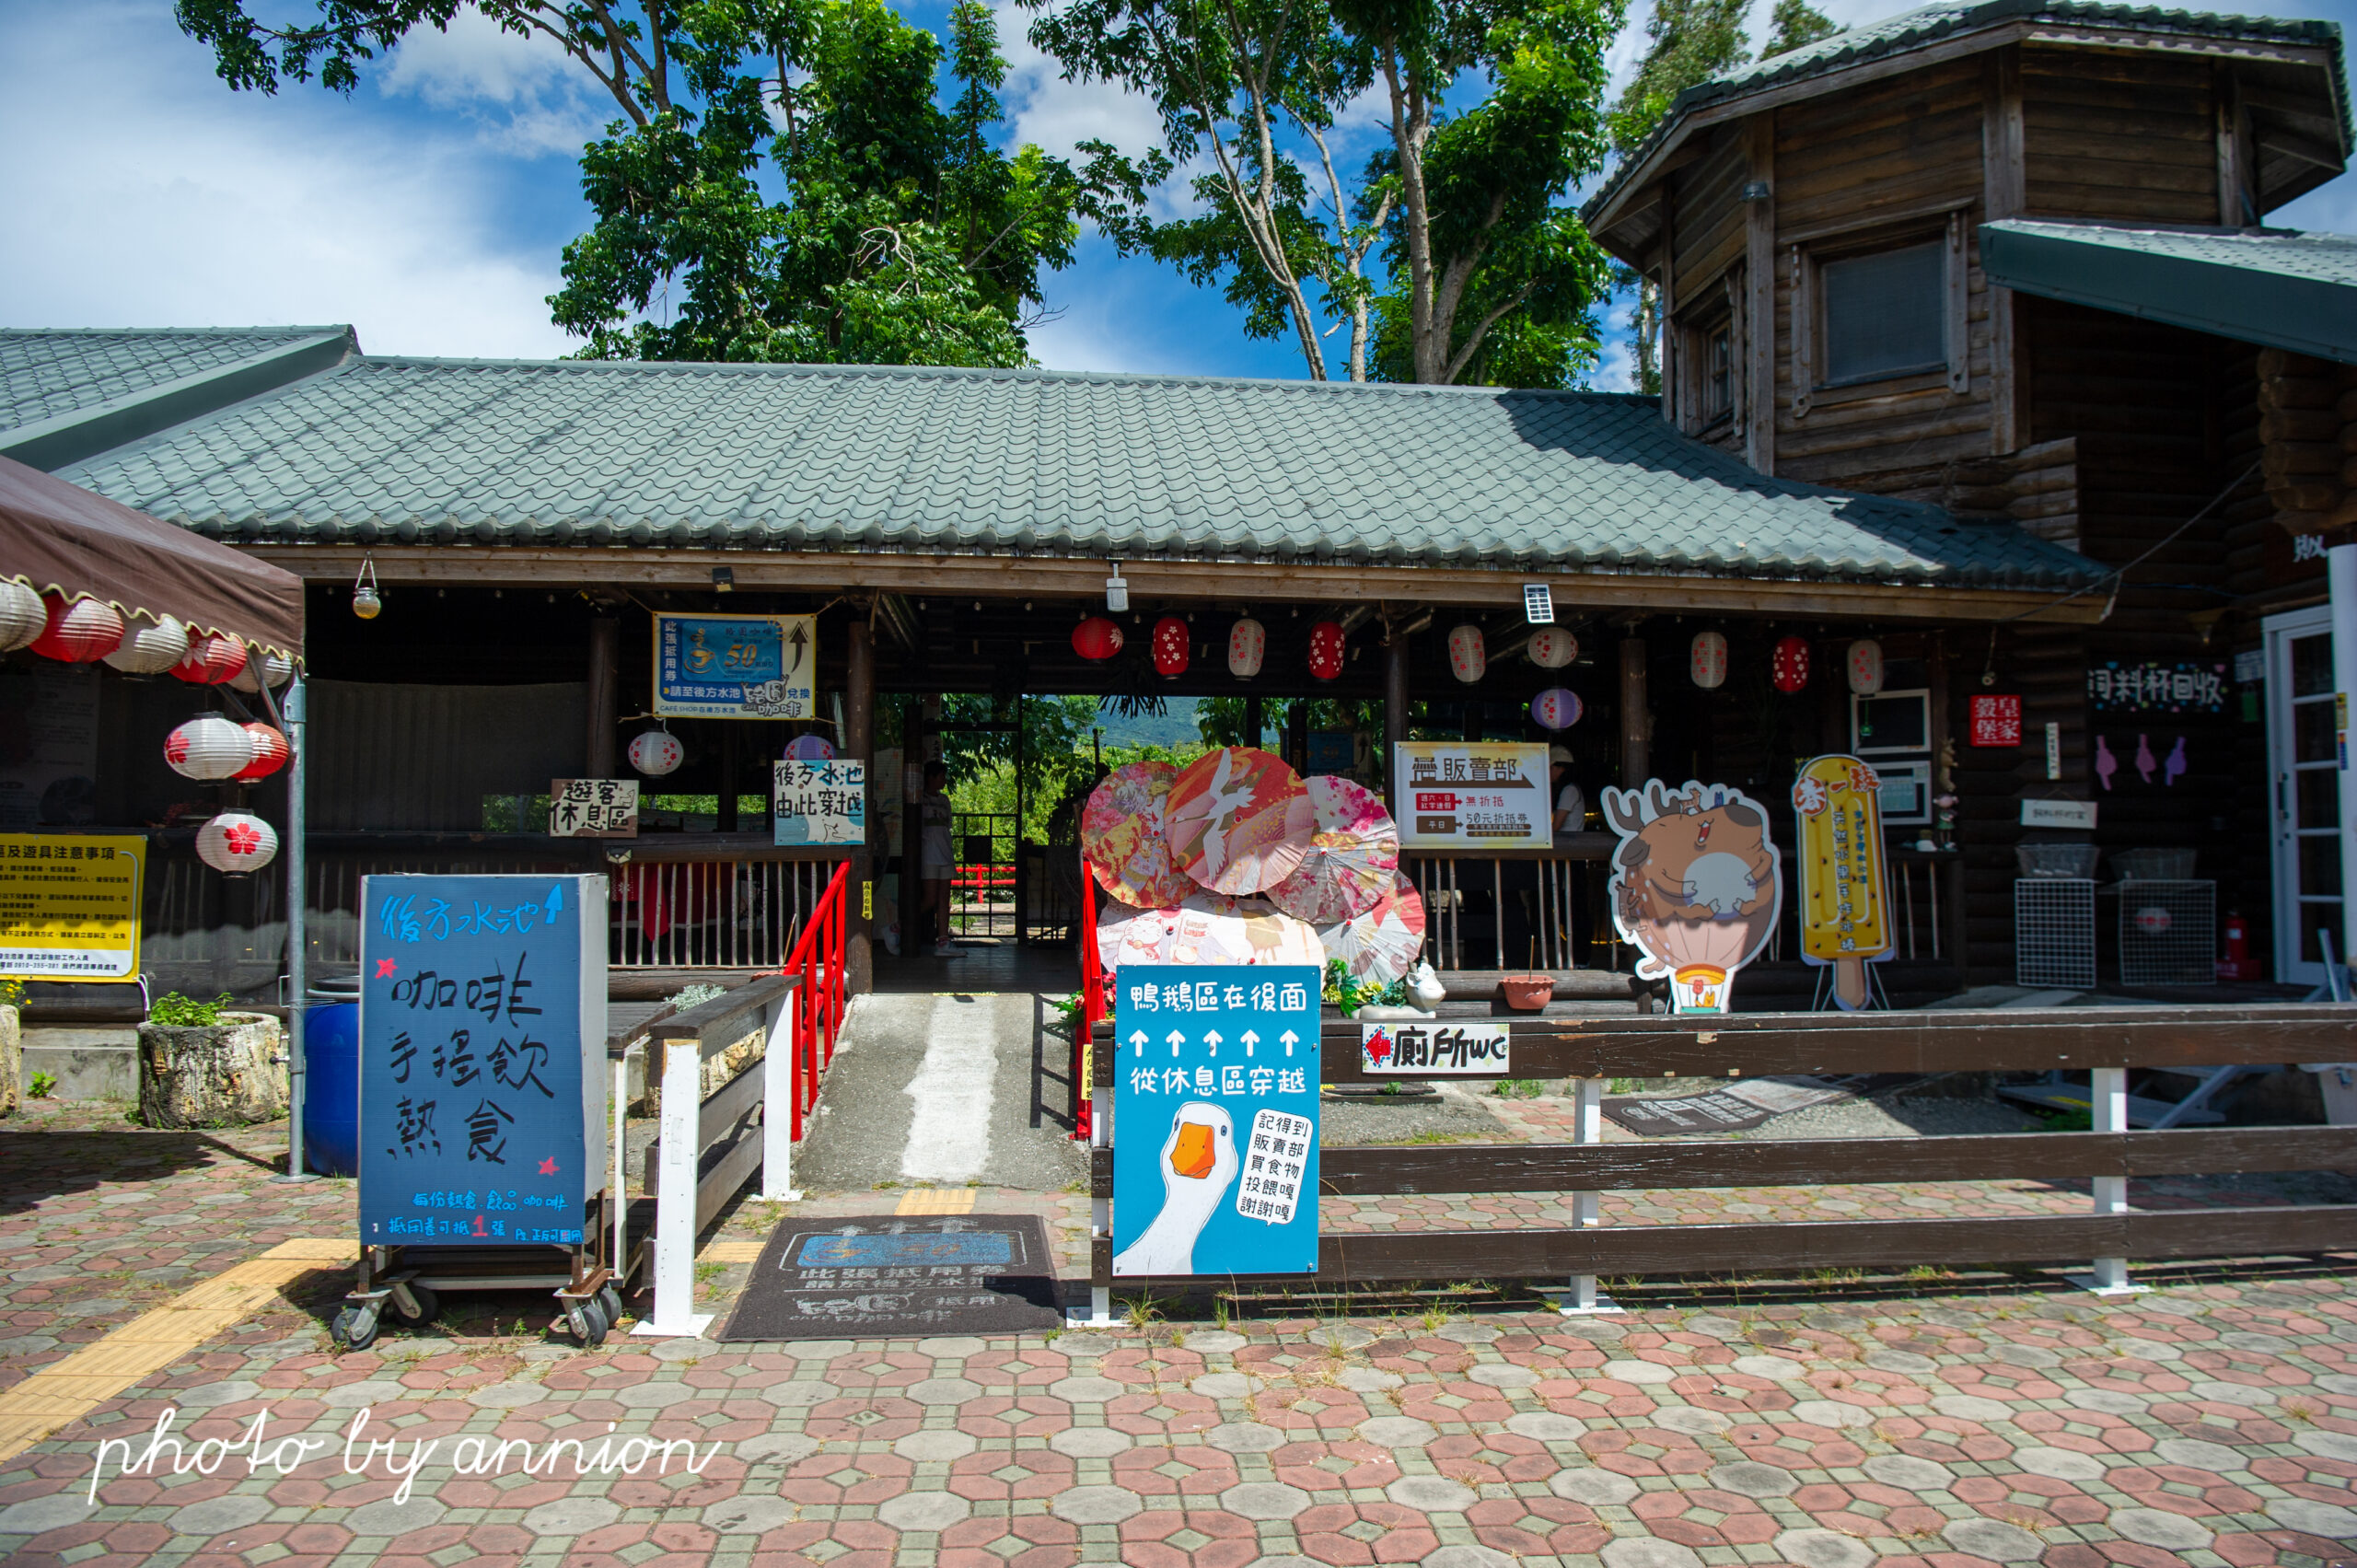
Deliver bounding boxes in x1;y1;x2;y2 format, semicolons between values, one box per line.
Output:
239;543;2107;625
2258;128;2347;171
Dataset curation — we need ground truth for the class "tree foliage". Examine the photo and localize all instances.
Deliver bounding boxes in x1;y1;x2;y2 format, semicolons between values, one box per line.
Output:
1762;0;1840;58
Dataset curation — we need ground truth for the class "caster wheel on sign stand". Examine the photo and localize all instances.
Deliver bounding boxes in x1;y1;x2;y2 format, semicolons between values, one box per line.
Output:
598;1284;624;1328
331;1306;379;1351
566;1299;610;1348
385;1283;438;1328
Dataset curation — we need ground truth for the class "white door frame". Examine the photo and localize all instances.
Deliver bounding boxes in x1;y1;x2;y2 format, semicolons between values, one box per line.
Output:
2265;604;2336;985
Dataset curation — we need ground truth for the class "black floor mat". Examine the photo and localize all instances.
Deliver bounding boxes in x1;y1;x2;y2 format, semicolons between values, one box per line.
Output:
715;1213;1066;1340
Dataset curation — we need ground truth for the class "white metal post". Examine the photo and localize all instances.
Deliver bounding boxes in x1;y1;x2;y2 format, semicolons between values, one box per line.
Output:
1557;1077;1620;1315
1086;1090;1113;1327
761;991;802;1201
2076;1065;2144;1295
273;678;318;1183
633;1037;713;1337
2331;541;2357;977
610;1049;633;1288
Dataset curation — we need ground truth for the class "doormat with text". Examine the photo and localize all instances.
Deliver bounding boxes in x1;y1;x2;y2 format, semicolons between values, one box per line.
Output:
716;1213;1064;1340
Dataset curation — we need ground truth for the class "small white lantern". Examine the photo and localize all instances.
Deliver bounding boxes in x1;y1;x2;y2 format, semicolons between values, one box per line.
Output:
104;615;192;675
0;578;49;652
1227;617;1266;679
164;715;256;781
196;811;279;875
1847;639;1886;695
1527;627;1577;668
1446;624;1486;684
1689;631;1729;690
628;729;684;777
230;649;295;692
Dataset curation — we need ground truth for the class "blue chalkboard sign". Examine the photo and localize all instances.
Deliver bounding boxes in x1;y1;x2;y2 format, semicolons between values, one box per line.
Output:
357;875;609;1247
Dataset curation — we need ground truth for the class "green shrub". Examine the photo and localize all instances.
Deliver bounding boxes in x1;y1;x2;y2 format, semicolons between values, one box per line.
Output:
148;992;234;1028
28;1070;55;1098
0;977;24;1007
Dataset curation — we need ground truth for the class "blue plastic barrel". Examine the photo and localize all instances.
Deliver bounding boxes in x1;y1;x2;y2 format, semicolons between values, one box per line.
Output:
302;1001;361;1178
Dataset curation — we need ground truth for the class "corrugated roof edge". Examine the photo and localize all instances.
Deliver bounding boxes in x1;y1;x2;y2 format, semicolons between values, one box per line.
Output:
1580;0;2348;228
0;325;356;338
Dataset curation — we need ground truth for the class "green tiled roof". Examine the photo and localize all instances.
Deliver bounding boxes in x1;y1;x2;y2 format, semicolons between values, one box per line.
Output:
1982;220;2357;362
56;354;2098;589
0;326;356;472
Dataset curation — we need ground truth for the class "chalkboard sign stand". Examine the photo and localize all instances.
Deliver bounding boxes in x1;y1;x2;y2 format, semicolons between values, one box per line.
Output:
337;874;621;1350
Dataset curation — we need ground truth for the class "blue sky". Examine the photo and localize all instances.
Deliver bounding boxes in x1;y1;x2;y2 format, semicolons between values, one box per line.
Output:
5;0;2357;385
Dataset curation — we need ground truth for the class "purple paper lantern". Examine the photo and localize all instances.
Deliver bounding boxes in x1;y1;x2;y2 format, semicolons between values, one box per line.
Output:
1531;687;1583;730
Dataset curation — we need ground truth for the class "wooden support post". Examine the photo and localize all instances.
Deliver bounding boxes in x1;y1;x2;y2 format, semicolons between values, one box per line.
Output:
1744;114;1776;474
1984;47;2026;455
1287;695;1309;776
633;1037;713;1338
1243;693;1263;750
846;620;874;995
1553;1077;1620;1315
1384;633;1411;818
718;725;739;832
586;617;618;777
1619;638;1649;785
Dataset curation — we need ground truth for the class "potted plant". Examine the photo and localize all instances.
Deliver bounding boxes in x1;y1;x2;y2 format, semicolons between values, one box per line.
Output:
138;991;288;1128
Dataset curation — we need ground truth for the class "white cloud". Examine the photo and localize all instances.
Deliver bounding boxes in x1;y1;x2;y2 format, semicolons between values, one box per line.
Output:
379;7;612;157
0;0;576;360
995;0;1168;164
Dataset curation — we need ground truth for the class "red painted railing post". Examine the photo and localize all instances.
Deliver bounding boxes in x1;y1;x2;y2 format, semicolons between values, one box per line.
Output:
1075;869;1103;1141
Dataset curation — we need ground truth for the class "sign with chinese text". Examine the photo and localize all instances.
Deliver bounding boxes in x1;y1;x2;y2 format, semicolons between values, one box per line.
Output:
1359;1021;1508;1074
0;834;142;980
1391;742;1550;850
654;612;816;719
1968;693;2021;748
1792;756;1892;1010
548;779;638;838
2088;661;2227;715
1112;964;1320;1275
2021;798;2098;829
358;875;608;1248
773;759;865;846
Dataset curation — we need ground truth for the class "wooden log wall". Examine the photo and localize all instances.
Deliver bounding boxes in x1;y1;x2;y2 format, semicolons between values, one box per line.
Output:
2020;52;2223;224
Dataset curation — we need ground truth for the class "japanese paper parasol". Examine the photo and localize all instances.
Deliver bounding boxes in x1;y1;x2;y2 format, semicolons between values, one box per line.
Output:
1266;775;1400;923
1318;871;1428;988
1082;761;1195;907
1167;894;1326;969
1166;746;1313;895
1096;893;1179;978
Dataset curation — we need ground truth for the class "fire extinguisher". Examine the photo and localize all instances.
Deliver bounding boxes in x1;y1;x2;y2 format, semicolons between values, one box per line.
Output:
2217;910;2258;981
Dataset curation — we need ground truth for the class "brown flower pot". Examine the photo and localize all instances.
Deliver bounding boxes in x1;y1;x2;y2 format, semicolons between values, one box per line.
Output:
1501;974;1554;1012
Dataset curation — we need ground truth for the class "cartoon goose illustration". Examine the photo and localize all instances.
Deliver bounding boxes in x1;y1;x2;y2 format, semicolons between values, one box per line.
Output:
1113;1102;1237;1276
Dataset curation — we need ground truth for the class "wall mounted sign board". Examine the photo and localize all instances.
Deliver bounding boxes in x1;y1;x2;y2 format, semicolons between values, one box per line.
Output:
1392;742;1550;850
0;832;142;980
653;611;817;719
2021;799;2099;829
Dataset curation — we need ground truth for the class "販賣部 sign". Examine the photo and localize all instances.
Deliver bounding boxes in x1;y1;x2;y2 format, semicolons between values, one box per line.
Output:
1360;1021;1509;1074
1112;964;1320;1276
773;759;865;846
1792;755;1893;1010
654;612;816;719
358;875;609;1247
1391;742;1550;850
0;834;143;980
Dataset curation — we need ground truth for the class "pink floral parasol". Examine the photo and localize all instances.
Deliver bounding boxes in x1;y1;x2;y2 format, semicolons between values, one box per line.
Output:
1266;775;1400;923
1318;871;1428;987
1166;746;1313;895
1081;761;1195;908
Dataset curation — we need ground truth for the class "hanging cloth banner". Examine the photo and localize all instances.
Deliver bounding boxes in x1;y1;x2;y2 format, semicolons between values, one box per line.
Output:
1791;754;1895;1010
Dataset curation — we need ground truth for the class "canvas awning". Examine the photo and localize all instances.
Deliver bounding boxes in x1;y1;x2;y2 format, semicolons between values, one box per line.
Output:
0;453;302;661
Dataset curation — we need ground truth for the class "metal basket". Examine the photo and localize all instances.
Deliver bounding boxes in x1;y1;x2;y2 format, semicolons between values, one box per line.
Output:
2112;848;2197;881
2015;879;2096;990
2015;843;2100;879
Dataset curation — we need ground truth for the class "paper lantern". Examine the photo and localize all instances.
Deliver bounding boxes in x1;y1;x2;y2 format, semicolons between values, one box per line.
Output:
1847;639;1885;695
1531;687;1583;730
1307;621;1345;681
172;633;249;686
1072;616;1124;661
1689;631;1728;690
1227;617;1266;679
1152;615;1190;678
628;729;684;776
235;724;289;781
1446;624;1485;684
29;596;123;663
784;733;835;761
0;579;44;652
1771;636;1811;693
196;811;278;875
230;649;294;692
103;615;191;675
1527;627;1577;669
164;715;256;781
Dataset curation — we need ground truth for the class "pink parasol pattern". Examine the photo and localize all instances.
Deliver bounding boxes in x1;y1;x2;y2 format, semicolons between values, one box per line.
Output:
1081;761;1195;907
1166;746;1313;895
1098;892;1322;973
1318;871;1428;987
1266;775;1400;923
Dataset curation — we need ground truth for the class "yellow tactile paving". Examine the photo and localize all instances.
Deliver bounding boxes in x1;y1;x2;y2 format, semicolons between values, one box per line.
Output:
699;1241;766;1262
0;1238;349;1464
894;1188;977;1215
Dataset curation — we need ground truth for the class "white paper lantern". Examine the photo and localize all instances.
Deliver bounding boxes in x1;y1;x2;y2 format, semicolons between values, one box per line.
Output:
784;733;835;761
628;729;683;776
1527;627;1577;668
103;615;192;675
0;579;46;652
1689;631;1728;690
164;715;256;781
1446;624;1486;684
230;648;295;692
1227;617;1266;679
196;811;278;875
1847;639;1886;695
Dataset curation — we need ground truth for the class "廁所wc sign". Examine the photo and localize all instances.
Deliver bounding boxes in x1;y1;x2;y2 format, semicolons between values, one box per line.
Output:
1111;965;1320;1276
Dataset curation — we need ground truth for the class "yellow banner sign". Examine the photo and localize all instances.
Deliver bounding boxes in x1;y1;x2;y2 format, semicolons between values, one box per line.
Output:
0;834;145;981
1792;756;1891;1009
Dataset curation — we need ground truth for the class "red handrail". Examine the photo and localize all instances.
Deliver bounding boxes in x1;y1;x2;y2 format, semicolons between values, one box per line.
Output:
1074;868;1106;1140
782;859;851;1144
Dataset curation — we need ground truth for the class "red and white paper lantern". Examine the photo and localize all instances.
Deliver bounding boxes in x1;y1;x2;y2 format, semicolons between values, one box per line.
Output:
1446;624;1486;684
1307;621;1346;681
1072;616;1124;661
196;811;279;875
1527;627;1577;669
628;729;684;776
1846;639;1886;695
172;633;248;686
230;649;294;692
164;715;256;781
29;596;124;663
235;724;290;781
1152;616;1190;678
103;615;192;675
1530;687;1583;730
0;580;45;652
1689;631;1728;690
1226;618;1266;679
1771;635;1811;693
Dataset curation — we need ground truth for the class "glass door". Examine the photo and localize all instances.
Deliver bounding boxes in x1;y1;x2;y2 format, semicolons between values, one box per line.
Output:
2266;606;2339;984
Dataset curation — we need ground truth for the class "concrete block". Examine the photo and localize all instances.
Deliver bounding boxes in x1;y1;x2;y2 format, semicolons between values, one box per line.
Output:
22;1027;138;1101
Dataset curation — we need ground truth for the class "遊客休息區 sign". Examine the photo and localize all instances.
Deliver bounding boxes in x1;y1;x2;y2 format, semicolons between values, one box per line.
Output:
548;779;638;838
1359;1021;1509;1074
1112;964;1320;1276
0;834;142;981
1391;742;1550;850
654;612;816;719
773;759;865;846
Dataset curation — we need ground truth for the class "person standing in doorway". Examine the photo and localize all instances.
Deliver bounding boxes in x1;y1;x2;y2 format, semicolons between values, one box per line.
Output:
1550;746;1587;839
918;760;958;956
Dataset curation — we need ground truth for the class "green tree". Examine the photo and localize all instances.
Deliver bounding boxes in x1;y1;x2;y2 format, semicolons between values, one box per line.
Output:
1761;0;1840;58
174;0;1082;367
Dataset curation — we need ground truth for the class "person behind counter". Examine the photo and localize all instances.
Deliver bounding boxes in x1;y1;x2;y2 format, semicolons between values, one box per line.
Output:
1550;745;1586;839
917;760;957;957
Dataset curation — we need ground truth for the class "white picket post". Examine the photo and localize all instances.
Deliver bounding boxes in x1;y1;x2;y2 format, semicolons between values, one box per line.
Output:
2075;1065;2145;1295
633;1036;713;1337
761;989;802;1201
1557;1076;1620;1315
